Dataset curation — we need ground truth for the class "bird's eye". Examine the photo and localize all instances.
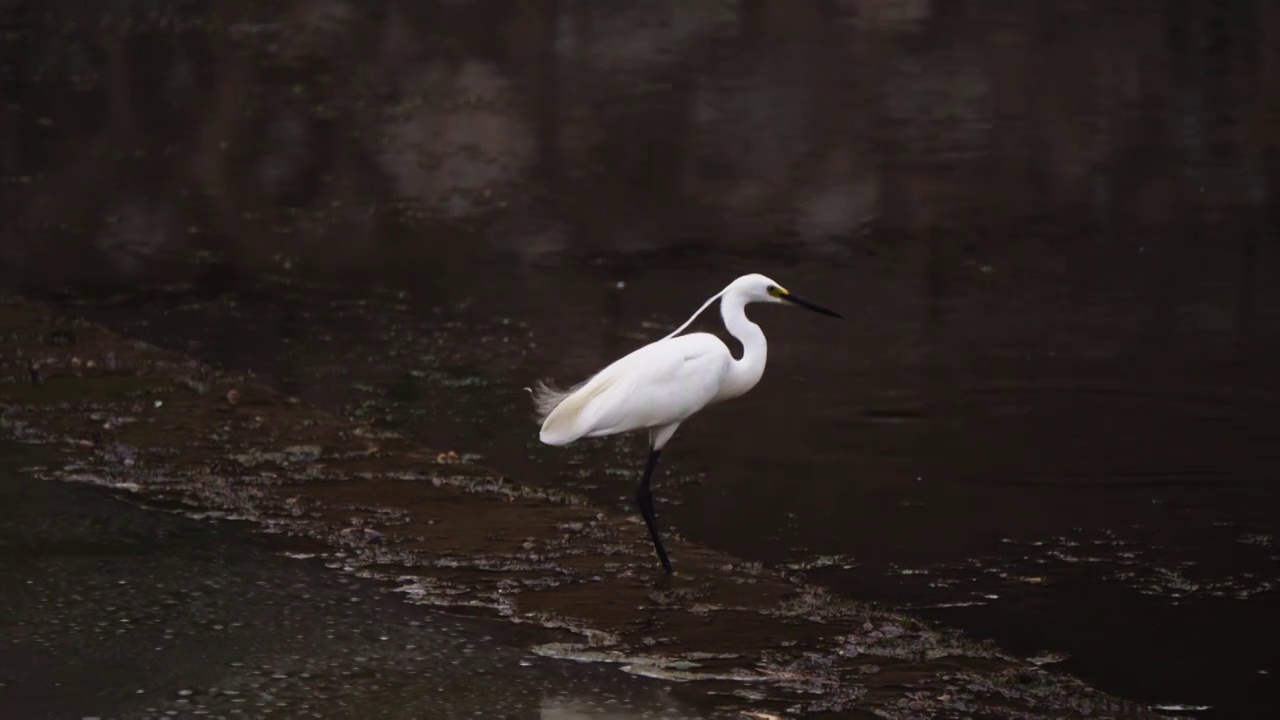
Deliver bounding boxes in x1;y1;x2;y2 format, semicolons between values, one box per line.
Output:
767;285;782;297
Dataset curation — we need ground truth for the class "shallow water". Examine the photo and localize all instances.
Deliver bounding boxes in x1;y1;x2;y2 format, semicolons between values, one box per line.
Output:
60;261;1280;718
4;0;1280;717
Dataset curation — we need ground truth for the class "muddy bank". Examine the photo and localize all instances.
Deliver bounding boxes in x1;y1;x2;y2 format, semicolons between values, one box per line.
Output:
0;293;1167;719
0;441;714;720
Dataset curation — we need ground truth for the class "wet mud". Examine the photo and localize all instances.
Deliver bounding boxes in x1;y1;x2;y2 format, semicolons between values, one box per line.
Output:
1;294;1170;718
0;442;715;720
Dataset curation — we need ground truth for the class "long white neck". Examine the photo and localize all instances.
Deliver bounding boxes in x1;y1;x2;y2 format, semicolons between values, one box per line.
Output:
717;290;767;401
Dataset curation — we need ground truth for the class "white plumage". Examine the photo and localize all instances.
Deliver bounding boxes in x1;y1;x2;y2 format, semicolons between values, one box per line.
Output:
535;333;730;445
532;273;841;573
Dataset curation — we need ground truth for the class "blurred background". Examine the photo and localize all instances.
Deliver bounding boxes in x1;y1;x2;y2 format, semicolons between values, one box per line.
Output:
2;0;1278;718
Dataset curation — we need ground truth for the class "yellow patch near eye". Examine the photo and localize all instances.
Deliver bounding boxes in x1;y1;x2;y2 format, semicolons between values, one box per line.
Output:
768;286;788;298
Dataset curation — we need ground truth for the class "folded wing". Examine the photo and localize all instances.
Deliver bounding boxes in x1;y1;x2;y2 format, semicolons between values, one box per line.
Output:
537;333;731;445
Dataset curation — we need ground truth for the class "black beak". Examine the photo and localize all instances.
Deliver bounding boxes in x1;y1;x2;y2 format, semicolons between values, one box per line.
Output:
782;292;843;319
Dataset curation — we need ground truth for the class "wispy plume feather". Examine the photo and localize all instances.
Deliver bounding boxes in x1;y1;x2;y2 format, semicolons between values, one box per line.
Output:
529;378;582;422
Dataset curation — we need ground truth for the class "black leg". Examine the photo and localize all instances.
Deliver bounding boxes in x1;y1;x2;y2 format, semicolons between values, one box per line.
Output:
635;447;672;574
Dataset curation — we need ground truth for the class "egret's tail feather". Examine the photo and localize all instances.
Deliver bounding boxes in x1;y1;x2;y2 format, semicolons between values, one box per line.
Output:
530;379;580;422
534;372;620;445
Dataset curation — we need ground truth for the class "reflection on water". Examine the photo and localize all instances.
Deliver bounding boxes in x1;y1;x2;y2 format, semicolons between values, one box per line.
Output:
4;0;1280;718
1;0;1277;287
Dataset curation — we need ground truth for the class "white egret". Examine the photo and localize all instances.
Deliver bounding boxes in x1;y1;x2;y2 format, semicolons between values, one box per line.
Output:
532;273;842;573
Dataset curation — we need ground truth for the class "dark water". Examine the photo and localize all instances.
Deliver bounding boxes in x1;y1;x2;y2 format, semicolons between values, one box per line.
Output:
4;1;1280;718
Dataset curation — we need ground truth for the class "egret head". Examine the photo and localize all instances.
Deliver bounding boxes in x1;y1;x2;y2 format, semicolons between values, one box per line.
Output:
731;274;843;318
